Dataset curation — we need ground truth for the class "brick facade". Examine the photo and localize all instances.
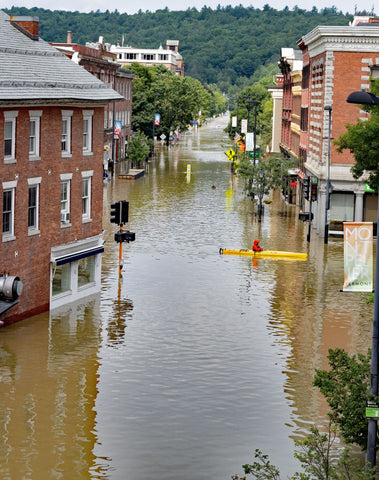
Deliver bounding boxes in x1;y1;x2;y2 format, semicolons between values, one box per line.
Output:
1;106;106;323
0;11;122;325
297;24;379;235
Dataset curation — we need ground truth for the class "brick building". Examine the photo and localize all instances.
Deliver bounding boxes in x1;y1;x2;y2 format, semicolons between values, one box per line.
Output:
0;11;122;324
297;19;379;236
276;48;303;204
51;33;136;164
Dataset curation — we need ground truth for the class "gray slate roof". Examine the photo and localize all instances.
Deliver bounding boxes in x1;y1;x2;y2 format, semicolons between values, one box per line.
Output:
0;10;123;104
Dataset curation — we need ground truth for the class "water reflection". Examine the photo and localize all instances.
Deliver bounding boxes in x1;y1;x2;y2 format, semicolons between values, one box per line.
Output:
0;116;373;480
0;296;102;480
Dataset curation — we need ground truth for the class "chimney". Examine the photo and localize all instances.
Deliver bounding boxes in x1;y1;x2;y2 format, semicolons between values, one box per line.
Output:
10;16;39;41
67;31;72;43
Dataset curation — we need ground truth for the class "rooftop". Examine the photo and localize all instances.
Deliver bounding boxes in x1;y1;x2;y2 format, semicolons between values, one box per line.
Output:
0;10;122;104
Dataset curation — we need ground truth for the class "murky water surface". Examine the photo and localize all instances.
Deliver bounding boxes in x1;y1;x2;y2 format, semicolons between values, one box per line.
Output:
0;116;372;479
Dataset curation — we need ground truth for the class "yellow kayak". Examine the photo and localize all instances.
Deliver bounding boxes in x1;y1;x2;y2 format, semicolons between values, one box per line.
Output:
219;248;307;260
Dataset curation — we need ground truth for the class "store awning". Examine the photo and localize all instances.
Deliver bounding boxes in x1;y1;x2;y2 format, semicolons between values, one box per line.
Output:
54;245;104;266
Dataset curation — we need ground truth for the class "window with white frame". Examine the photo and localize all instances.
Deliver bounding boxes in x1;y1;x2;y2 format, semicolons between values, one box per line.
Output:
78;255;95;288
2;180;17;240
52;263;71;296
61;110;73;156
29;111;42;159
60;175;71;224
28;177;41;233
82;110;93;154
82;171;93;221
4;111;18;162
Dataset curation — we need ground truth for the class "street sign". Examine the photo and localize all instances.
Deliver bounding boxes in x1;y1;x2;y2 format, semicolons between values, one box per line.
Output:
225;149;235;160
366;407;379;418
160;134;166;140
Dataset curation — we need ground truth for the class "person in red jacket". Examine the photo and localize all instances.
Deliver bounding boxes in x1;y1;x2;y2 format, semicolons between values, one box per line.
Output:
252;239;263;252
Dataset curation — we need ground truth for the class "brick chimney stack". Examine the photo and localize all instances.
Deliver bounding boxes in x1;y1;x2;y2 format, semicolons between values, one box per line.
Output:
67;31;72;43
10;16;39;41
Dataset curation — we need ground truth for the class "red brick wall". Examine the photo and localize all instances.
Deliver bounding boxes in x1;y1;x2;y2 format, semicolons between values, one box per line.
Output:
331;51;371;166
0;105;105;323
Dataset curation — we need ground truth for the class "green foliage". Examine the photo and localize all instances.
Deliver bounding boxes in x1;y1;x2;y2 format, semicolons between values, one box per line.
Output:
313;348;377;450
232;421;375;480
127;131;150;167
5;5;352;92
335;79;379;191
237;154;295;199
129;64;225;140
226;79;272;140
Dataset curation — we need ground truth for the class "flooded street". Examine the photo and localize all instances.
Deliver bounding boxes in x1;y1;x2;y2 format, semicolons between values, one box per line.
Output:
0;115;373;480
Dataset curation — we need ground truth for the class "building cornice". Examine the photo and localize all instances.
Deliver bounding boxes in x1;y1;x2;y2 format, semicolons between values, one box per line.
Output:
299;26;379;57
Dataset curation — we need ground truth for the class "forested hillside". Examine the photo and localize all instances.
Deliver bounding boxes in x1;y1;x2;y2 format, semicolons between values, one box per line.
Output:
5;5;353;93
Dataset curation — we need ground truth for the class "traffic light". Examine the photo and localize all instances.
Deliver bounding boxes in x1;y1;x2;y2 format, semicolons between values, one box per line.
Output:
311;182;318;202
120;200;129;224
110;201;121;224
303;177;310;200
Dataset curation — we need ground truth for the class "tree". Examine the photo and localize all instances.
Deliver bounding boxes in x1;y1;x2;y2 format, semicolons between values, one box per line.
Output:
237;153;295;200
313;348;378;450
226;79;272;140
232;420;375;480
127;132;150;168
335;79;379;191
130;64;224;143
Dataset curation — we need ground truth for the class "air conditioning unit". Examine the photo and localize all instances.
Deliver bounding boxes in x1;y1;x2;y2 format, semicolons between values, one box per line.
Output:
61;212;70;223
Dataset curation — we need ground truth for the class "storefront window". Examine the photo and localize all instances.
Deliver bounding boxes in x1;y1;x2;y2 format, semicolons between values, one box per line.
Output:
52;263;71;296
78;256;95;288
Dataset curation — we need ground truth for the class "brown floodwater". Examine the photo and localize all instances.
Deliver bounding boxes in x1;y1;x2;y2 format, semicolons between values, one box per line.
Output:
0;115;372;479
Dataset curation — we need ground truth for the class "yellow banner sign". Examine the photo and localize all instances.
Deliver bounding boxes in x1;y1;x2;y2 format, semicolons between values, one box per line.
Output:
343;222;373;292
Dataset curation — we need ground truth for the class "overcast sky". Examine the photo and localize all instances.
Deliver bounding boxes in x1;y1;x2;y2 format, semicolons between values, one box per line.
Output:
1;0;376;16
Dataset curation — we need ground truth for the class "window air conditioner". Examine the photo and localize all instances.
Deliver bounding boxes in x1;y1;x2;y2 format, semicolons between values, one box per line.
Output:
61;212;70;223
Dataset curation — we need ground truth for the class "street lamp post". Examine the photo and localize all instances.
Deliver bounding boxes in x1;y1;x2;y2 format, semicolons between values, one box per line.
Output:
244;97;253;132
347;90;379;469
244;96;258;164
258;167;264;222
324;105;332;244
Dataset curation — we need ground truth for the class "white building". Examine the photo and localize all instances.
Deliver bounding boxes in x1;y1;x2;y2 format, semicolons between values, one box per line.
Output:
109;40;184;76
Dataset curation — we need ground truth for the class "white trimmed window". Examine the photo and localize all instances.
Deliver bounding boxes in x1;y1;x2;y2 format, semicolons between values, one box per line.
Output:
82;171;93;221
82;110;93;154
28;177;41;233
4;111;18;162
29;110;42;160
61;110;73;156
52;263;71;296
60;174;72;224
2;180;17;240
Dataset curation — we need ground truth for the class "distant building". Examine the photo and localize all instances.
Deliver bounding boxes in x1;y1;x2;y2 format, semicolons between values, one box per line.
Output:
51;33;136;163
0;12;122;324
109;39;185;77
276;48;303;204
278;48;303;161
267;74;283;154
